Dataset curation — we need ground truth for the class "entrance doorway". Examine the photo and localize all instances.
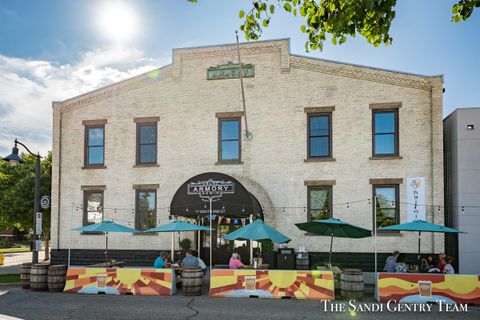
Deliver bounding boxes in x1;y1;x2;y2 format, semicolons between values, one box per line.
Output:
170;172;264;266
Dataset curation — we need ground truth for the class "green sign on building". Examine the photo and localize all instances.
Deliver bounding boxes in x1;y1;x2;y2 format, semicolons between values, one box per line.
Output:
207;62;254;80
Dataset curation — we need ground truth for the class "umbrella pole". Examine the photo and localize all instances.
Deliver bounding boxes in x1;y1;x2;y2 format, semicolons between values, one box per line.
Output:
418;231;421;263
171;233;174;263
198;230;201;259
105;232;108;264
250;240;254;265
209;198;213;270
329;232;333;268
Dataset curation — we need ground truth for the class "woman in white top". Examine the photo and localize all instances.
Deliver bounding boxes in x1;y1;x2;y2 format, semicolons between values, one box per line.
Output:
443;256;455;274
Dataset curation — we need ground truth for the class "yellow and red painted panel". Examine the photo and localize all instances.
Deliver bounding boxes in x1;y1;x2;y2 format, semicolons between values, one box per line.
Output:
64;267;176;296
376;273;480;305
210;269;334;300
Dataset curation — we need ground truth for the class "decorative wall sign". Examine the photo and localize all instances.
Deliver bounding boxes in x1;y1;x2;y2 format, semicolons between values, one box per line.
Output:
406;177;426;222
207;62;254;80
187;179;235;201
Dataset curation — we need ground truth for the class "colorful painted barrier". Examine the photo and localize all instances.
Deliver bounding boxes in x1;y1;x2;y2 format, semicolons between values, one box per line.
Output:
64;267;176;296
210;269;334;300
376;273;480;305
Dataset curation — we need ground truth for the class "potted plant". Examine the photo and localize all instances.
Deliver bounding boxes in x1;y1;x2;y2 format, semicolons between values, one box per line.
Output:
179;238;191;254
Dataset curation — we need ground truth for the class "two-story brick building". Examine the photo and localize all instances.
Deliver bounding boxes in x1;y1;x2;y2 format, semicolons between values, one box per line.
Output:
50;39;445;269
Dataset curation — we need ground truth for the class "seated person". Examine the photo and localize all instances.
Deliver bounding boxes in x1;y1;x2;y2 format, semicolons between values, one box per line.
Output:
436;253;446;271
443;256;455;274
395;254;408;273
421;255;434;271
154;251;169;268
384;250;399;273
182;250;200;268
229;252;245;269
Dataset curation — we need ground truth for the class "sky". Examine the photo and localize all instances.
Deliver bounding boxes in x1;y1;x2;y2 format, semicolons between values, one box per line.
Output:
0;0;479;156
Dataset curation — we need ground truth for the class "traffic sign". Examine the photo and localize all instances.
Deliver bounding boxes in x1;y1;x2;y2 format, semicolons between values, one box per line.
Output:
40;196;50;209
35;212;42;235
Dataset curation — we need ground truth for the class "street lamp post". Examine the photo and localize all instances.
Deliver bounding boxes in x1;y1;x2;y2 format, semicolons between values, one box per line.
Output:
2;139;42;264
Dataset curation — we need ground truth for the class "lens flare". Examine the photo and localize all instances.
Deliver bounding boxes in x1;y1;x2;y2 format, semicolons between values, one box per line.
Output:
96;1;139;43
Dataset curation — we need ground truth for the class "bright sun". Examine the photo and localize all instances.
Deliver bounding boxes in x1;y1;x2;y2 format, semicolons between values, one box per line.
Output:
97;1;139;43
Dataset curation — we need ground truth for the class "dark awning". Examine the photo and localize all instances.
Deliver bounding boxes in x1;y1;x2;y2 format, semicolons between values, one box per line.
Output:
170;172;263;220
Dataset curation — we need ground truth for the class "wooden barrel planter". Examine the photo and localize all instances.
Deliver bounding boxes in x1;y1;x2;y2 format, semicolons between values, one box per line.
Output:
21;262;32;289
295;253;309;270
30;264;49;291
182;268;203;296
48;265;68;292
340;269;364;300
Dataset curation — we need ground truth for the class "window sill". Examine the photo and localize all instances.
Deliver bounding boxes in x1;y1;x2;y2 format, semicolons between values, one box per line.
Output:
304;157;336;162
133;232;158;236
215;161;243;165
82;165;106;169
133;164;160;168
369;156;402;160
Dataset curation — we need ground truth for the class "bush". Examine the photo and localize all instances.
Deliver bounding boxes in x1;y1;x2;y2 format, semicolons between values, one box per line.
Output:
0;237;14;248
179;238;191;252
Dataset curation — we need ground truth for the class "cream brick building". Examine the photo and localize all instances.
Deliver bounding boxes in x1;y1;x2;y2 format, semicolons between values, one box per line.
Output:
51;39;445;268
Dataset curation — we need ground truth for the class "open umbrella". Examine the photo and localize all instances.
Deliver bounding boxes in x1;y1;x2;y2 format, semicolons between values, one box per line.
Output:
224;220;291;264
72;221;137;263
144;221;213;262
379;220;465;261
295;218;372;267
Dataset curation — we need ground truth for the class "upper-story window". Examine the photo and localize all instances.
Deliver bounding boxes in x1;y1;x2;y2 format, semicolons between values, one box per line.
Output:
374;185;399;229
135;190;157;231
83;190;104;226
137;123;157;165
373;109;399;157
219;118;241;162
307;186;332;220
85;126;105;166
308;114;331;158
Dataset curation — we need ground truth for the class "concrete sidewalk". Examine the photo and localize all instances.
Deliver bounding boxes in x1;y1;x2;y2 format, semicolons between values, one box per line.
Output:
0;251;46;275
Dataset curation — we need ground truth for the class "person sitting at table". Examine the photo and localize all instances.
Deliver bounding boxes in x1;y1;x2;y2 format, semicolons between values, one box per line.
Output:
384;250;399;273
154;251;169;269
182;250;200;268
395;254;408;273
443;256;455;274
421;255;434;271
436;253;446;271
229;252;245;269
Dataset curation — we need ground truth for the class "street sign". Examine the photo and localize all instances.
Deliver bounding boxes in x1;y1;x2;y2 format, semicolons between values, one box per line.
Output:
34;240;42;252
35;212;42;235
40;195;50;209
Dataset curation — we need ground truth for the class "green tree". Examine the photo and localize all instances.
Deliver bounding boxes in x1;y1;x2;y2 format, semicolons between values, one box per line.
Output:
0;151;52;259
188;0;479;52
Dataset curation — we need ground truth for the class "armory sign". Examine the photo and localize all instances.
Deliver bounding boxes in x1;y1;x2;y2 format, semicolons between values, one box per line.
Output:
207;62;254;80
187;179;235;201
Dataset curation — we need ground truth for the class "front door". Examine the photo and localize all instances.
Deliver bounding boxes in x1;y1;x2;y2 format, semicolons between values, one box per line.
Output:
200;222;255;266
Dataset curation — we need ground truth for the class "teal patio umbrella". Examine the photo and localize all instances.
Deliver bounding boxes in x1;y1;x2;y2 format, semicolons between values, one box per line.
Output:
295;218;372;266
224;220;291;264
144;221;213;262
379;220;465;261
72;221;137;263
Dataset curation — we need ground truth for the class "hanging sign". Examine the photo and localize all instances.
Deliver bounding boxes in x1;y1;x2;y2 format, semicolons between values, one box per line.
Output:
207;62;254;80
187;179;235;201
406;177;426;222
35;212;42;235
34;240;42;252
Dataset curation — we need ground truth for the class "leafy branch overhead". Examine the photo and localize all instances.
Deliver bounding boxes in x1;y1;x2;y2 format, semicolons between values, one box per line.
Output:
188;0;479;52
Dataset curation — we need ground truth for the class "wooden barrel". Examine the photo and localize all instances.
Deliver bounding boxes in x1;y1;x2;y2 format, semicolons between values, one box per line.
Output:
30;264;49;291
296;254;309;270
341;269;364;300
182;268;203;296
48;265;68;292
21;263;32;289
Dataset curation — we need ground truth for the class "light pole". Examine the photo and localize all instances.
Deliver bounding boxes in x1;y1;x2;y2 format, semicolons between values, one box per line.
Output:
2;139;42;264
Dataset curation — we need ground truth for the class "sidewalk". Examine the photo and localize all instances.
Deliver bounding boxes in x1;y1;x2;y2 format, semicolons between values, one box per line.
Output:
0;251;46;275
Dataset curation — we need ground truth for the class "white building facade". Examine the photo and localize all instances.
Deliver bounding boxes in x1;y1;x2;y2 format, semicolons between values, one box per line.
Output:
50;39;445;268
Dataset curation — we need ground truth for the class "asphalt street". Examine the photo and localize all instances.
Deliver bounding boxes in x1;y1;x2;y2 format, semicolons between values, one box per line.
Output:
0;286;479;320
0;251;46;275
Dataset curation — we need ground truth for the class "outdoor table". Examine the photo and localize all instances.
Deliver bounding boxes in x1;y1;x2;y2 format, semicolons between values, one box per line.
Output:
64;266;177;295
376;272;480;305
209;269;334;300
